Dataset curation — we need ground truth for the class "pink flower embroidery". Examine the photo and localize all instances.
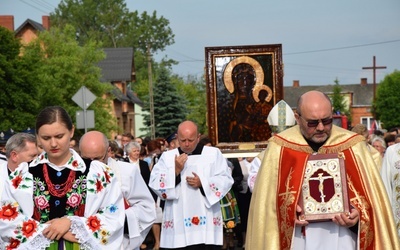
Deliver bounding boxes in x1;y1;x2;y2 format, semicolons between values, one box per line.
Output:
213;217;222;226
34;195;49;210
163;220;174;229
210;183;221;197
67;193;82;207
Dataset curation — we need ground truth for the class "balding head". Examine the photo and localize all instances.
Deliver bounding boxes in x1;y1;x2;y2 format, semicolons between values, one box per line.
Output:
295;91;333;144
177;121;200;154
79;131;109;163
297;91;332;116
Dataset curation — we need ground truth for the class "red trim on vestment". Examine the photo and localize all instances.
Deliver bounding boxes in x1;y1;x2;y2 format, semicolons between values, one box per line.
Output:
277;148;309;249
343;149;374;249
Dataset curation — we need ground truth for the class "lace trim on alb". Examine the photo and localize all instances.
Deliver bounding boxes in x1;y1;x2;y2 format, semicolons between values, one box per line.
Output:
69;216;100;250
18;233;52;250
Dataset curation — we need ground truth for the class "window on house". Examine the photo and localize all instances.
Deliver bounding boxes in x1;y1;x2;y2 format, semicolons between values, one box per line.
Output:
361;117;378;130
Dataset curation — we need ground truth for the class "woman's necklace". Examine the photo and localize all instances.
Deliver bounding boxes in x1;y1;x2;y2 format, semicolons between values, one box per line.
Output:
42;163;76;197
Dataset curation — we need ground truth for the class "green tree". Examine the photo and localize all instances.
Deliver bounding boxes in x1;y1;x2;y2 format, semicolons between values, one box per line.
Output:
23;25;116;135
331;78;347;114
51;0;131;47
142;67;187;138
51;1;175;55
373;70;400;129
331;78;351;123
176;75;207;134
51;1;177;134
125;11;175;55
0;27;40;131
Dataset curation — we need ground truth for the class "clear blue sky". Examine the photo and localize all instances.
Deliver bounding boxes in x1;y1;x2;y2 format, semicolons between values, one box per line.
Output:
1;0;399;86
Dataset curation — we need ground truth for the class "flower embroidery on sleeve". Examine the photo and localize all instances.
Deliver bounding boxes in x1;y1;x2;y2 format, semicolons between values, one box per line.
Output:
0;202;20;221
87;215;110;245
9;169;32;190
1;209;40;250
159;174;166;189
7;237;21;249
88;174;108;193
21;219;38;238
87;215;101;232
209;183;221;197
87;166;114;194
86;204;117;245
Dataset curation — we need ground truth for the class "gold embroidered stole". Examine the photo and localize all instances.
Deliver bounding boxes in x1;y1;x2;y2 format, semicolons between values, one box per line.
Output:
277;147;308;249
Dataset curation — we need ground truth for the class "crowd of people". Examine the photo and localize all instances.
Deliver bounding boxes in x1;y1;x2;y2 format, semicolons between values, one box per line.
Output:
1;90;400;250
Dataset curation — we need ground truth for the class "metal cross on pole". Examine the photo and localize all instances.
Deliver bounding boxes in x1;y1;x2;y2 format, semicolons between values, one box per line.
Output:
362;56;386;102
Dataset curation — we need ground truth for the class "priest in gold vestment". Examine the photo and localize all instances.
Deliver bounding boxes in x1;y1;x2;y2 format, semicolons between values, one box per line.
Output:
246;91;399;250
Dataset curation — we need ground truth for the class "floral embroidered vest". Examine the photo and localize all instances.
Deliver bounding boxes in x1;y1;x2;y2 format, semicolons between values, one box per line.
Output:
30;163;89;222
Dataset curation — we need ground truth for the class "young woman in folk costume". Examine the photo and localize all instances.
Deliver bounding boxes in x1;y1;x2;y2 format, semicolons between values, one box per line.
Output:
0;106;124;249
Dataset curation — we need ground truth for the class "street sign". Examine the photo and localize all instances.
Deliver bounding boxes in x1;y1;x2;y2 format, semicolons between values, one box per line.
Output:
72;86;96;109
76;110;95;129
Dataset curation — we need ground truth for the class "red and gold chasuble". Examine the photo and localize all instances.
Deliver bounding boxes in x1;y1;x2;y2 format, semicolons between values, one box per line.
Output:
276;147;375;249
247;126;399;250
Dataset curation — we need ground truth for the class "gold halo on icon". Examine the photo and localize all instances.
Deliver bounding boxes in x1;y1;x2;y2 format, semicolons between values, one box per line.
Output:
223;56;272;102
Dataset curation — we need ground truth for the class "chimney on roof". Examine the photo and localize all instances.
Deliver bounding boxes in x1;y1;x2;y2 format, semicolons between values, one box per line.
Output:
360;78;367;86
42;16;50;30
293;80;300;88
0;15;14;31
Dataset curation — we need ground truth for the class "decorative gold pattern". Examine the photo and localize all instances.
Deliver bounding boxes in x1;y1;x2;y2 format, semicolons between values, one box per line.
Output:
272;128;366;155
348;175;373;249
278;168;296;247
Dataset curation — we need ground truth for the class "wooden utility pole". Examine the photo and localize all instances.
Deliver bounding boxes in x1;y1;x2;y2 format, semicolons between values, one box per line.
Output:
362;56;386;101
147;43;156;139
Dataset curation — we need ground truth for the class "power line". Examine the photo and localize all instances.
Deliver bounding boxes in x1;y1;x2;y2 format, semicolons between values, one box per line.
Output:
32;0;56;11
285;63;367;72
165;39;400;67
284;39;400;55
18;0;49;14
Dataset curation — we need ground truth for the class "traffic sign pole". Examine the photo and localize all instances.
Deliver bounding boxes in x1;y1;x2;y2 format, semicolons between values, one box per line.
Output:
72;86;97;132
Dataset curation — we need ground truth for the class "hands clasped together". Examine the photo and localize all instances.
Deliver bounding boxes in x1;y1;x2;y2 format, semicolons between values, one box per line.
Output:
175;153;202;189
43;217;78;242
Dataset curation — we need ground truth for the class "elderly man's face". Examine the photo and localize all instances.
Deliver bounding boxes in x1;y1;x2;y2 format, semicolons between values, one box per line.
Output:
296;98;333;144
15;141;38;165
178;130;199;154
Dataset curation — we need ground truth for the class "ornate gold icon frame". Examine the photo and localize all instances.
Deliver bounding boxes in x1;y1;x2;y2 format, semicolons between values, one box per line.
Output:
205;44;283;153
